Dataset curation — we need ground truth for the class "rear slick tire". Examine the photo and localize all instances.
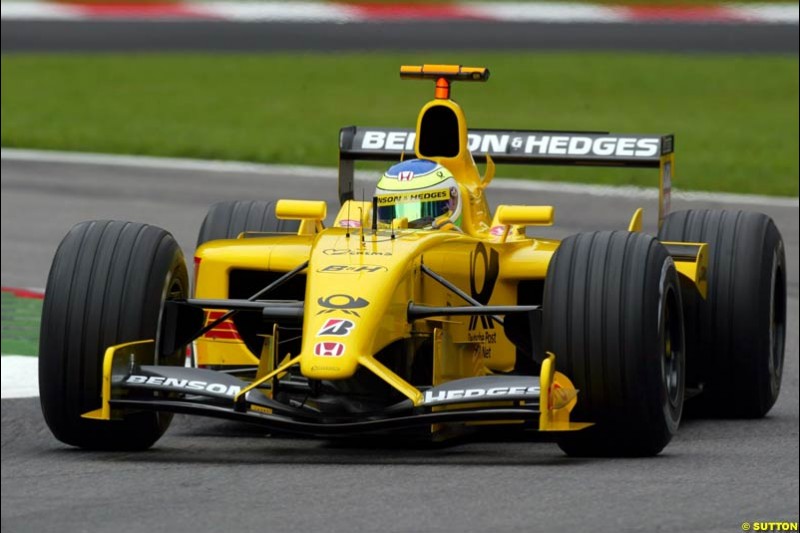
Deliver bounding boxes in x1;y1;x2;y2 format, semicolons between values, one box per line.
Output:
543;231;685;457
196;200;299;247
39;220;188;450
658;209;786;418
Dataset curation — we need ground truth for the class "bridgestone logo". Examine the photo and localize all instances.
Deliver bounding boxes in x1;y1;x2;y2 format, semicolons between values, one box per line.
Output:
423;385;540;404
360;130;661;158
126;375;241;396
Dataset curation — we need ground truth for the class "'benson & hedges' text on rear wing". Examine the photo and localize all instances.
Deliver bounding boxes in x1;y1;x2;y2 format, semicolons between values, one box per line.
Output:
338;126;675;224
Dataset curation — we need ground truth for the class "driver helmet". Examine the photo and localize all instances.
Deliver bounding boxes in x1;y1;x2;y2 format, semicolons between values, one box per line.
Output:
375;159;463;230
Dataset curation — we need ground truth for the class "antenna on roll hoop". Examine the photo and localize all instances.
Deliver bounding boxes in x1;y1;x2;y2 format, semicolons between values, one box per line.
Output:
345;196;351;239
360;189;365;245
371;196;378;236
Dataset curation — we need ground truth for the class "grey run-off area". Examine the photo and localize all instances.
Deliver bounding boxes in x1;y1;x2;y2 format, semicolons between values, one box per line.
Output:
1;154;798;533
2;20;798;53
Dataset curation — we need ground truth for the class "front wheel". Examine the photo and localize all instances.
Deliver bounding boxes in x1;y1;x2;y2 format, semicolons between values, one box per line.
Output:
543;231;685;457
39;220;188;450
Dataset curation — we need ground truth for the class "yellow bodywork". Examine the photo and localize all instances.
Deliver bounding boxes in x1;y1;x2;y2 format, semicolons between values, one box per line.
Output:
194;77;565;383
90;64;709;435
194;229;563;378
189;78;583;428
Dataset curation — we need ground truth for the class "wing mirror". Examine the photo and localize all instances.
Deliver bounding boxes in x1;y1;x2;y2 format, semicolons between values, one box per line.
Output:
493;205;554;242
495;205;554;227
276;200;327;233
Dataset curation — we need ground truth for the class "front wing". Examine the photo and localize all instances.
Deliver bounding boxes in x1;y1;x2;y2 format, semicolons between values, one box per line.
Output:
82;340;592;437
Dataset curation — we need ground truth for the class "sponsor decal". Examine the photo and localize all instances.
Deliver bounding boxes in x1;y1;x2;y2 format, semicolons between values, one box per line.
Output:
339;219;361;228
469;242;500;332
489;225;507;236
661;160;672;215
468;134;660;158
423;385;540;404
398;170;415;182
376;189;449;206
317;294;369;316
469;331;497;359
125;375;241;396
323;249;392;257
311;365;342;372
549;382;574;409
361;130;417;151
317;264;388;274
317;318;355;337
202;310;241;341
358;129;662;159
662;136;674;154
314;341;345;357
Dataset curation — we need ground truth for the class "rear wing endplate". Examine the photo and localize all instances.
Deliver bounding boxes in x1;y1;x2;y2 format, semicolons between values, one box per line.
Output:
339;126;675;225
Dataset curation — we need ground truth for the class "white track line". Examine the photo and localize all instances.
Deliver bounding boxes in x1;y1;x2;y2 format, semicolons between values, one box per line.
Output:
469;3;627;23
1;356;39;399
199;2;359;22
2;148;797;207
1;2;797;23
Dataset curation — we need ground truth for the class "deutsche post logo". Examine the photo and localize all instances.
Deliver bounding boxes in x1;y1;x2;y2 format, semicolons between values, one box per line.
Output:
317;294;369;316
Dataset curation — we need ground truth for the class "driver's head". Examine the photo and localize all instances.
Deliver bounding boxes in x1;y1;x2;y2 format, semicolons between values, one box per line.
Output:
375;159;462;230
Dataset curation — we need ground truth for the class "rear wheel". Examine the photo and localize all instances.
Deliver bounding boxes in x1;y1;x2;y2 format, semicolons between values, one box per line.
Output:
196;200;299;247
39;220;188;450
543;231;685;457
658;209;786;417
195;200;303;365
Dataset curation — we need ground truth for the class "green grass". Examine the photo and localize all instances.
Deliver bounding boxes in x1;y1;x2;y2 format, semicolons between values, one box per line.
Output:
1;292;41;356
2;52;797;195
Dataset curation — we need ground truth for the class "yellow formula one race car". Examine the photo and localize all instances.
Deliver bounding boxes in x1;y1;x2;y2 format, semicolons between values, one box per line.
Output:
39;65;786;457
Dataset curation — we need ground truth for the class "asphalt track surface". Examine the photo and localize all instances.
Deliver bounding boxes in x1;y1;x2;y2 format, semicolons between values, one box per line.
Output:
1;157;798;533
2;20;798;53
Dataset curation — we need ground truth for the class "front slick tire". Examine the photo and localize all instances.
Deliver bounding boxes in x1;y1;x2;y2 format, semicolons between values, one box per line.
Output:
39;220;188;450
543;231;685;457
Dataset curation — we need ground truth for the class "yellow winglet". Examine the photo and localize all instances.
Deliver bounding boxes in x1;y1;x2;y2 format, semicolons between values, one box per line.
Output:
628;208;644;232
81;339;155;421
359;355;424;406
662;241;709;299
539;351;592;432
539;352;555;429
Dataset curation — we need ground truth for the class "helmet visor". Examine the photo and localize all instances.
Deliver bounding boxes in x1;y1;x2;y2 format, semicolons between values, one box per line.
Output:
376;189;453;229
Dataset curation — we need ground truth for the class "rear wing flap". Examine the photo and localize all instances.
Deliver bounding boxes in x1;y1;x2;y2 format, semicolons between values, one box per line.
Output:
339;126;675;224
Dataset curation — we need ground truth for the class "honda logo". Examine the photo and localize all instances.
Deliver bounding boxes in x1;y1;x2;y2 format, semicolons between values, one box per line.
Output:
398;170;415;182
314;341;345;357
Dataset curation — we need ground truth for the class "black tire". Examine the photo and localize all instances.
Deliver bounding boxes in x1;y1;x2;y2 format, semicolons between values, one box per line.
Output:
196;200;299;247
543;231;685;457
39;220;188;450
658;209;786;418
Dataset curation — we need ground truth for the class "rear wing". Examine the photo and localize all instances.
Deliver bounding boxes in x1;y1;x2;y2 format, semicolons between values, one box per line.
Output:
338;126;675;224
